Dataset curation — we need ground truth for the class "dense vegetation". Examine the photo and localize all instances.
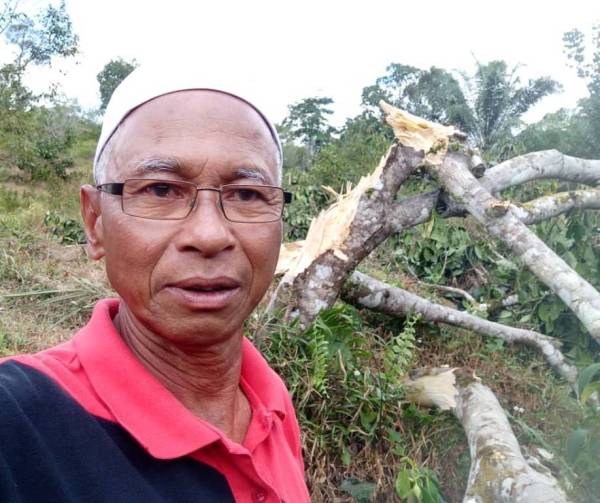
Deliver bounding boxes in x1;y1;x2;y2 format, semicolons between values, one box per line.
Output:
0;3;598;501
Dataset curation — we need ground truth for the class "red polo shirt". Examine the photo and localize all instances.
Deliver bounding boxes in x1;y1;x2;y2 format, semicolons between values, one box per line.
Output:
7;299;310;502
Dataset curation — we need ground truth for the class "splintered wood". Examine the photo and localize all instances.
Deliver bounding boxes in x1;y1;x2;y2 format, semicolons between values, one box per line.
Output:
380;100;457;165
276;151;388;278
276;100;457;281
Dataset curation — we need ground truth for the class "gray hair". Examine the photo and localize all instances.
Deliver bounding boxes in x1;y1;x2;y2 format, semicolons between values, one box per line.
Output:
94;123;283;186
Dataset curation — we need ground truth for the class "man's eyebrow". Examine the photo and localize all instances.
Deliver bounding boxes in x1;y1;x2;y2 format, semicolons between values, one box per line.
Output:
131;157;182;176
232;167;270;184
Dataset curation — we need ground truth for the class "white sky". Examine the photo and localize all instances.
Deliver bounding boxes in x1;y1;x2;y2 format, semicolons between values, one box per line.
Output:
13;0;600;127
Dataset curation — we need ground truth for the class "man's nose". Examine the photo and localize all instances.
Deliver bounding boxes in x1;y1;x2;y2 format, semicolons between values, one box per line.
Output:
173;189;235;256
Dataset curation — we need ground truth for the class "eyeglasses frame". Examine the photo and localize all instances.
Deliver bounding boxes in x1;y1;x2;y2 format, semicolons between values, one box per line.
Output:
95;178;293;223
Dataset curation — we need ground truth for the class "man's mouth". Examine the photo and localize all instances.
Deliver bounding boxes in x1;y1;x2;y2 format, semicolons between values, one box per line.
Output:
166;277;241;310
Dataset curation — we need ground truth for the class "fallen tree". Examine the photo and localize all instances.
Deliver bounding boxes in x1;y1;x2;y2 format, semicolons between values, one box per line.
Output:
404;367;569;502
267;102;599;501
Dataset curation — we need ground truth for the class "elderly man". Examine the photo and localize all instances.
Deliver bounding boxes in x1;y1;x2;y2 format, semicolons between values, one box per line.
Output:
0;67;310;502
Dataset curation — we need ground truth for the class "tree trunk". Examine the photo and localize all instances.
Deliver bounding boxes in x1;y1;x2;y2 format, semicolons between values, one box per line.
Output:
403;368;570;502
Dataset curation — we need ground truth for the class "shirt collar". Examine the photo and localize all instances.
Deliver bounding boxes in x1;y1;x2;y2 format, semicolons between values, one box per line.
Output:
74;299;286;459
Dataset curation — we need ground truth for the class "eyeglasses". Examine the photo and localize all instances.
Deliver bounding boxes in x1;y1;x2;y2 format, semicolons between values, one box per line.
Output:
96;178;292;223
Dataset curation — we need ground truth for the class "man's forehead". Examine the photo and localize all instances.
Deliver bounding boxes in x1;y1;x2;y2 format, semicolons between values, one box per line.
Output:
121;90;272;135
106;92;280;184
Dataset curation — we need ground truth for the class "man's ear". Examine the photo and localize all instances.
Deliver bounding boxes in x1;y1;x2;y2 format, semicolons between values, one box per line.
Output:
80;185;105;260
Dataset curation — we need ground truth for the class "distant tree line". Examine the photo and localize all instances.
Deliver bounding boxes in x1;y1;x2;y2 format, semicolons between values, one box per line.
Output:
279;24;600;193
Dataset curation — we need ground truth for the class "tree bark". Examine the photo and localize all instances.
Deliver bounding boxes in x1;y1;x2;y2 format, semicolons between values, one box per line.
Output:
403;368;570;502
425;150;600;345
480;150;600;195
269;143;424;329
343;271;578;386
455;381;569;503
512;189;600;224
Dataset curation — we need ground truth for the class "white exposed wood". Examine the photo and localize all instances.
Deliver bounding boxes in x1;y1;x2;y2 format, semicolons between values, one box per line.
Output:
342;271;578;387
403;367;460;410
380;100;459;165
269;143;424;328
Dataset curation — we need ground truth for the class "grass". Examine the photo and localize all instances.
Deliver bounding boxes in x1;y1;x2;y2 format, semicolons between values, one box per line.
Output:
0;143;596;502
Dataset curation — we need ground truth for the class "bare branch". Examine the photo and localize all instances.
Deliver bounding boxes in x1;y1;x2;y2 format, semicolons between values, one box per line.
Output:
388;191;439;232
512;189;600;224
428;150;600;346
414;280;482;307
481;150;600;195
343;271;578;386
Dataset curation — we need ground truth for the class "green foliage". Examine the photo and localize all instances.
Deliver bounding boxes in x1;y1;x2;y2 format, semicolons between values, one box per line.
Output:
576;363;600;404
281;142;311;172
362;63;472;133
43;210;85;244
361;60;559;161
0;0;81;180
260;305;422;498
395;458;445;502
0;186;32;212
339;478;377;502
97;58;137;111
393;212;495;285
4;0;78;70
515;109;597;159
389;199;599;360
500;209;599;357
465;61;559;159
282;174;332;240
562;362;600;497
280;96;337;159
562;24;600;158
307;112;392;189
0;104;80;179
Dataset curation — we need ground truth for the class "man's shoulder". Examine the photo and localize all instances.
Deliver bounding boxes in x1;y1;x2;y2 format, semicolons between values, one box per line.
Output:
0;359;67;426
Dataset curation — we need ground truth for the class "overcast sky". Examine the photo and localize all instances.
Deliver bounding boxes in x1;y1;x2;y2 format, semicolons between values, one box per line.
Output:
16;0;599;127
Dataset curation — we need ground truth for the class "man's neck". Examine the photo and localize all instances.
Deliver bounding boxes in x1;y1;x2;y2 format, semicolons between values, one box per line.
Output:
113;305;251;443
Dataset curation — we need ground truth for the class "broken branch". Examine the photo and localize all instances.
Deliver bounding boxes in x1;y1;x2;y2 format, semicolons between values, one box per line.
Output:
481;150;600;196
404;368;570;502
512;189;600;224
425;150;600;346
342;271;578;387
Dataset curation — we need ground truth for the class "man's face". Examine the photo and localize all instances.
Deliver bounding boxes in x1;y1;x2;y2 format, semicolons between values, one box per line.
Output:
81;90;282;345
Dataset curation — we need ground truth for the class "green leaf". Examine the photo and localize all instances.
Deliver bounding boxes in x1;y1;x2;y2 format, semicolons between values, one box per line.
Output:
341;445;352;467
566;428;589;463
340;478;376;502
386;427;403;444
577;363;600;398
589;437;600;459
423;215;435;238
413;481;422;499
394;470;412;499
580;382;600;405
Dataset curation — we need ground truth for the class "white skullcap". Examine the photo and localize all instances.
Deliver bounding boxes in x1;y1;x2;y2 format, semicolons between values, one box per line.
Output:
94;63;282;175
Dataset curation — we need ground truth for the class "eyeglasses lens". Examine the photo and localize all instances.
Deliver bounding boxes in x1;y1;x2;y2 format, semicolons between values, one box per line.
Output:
121;179;284;222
